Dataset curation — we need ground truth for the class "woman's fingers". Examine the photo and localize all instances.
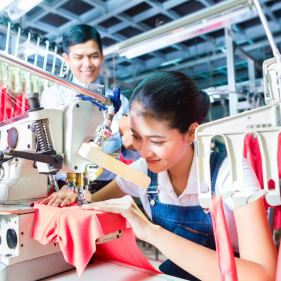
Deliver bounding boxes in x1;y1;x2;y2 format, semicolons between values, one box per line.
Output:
83;204;128;217
40;190;77;207
48;194;65;206
95;195;134;206
82;195;136;218
47;196;58;206
40;197;52;205
82;195;153;241
61;194;77;207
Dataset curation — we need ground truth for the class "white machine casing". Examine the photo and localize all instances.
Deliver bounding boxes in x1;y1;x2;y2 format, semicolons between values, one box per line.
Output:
0;100;104;201
0;99;104;273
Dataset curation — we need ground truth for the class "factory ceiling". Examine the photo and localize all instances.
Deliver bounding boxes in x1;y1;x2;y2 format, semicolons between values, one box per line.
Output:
1;0;281;97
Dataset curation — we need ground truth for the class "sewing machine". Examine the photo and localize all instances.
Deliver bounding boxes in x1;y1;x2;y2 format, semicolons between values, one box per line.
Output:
0;52;151;280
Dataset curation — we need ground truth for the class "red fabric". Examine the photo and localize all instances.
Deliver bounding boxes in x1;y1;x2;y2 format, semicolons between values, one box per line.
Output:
0;87;29;122
31;202;160;277
243;134;281;229
210;196;238;281
0;87;13;122
119;153;134;165
243;134;264;188
13;93;29;117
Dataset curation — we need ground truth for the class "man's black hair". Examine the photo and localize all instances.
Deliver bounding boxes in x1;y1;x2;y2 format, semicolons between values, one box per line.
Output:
62;24;102;54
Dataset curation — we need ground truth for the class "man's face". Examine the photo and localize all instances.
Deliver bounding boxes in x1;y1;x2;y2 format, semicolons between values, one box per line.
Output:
63;39;104;84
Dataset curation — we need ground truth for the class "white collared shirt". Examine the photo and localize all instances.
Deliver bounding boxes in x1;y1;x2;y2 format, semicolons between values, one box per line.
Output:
40;76;140;180
116;152;260;252
40;77;129;136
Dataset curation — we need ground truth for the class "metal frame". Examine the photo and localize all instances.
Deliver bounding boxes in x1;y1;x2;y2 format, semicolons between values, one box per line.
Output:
0;50;110;104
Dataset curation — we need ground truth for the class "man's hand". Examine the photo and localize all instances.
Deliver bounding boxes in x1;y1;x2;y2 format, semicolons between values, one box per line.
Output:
118;115;130;136
122;130;136;151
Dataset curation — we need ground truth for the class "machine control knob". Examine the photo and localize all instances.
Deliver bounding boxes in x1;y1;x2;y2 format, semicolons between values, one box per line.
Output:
7;127;18;149
6;229;17;249
26;92;43;112
55;155;63;165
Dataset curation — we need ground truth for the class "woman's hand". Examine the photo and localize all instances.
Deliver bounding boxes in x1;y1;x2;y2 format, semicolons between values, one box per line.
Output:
82;195;155;241
40;187;91;207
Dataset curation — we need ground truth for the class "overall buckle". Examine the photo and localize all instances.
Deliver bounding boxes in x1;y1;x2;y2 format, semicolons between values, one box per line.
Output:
147;187;158;207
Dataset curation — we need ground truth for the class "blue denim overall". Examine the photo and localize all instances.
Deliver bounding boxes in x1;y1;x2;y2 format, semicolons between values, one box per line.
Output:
147;152;227;281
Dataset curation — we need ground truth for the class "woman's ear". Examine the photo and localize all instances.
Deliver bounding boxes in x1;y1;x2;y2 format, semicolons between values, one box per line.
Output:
185;122;199;144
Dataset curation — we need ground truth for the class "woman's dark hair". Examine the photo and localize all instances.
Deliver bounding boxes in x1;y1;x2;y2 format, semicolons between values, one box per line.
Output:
130;71;210;134
62;25;102;54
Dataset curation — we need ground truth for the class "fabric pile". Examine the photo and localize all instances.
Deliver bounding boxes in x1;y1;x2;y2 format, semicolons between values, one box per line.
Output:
31;202;160;277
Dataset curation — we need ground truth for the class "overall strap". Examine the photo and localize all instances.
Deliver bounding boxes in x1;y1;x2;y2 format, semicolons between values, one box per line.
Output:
147;169;158;202
210;152;227;193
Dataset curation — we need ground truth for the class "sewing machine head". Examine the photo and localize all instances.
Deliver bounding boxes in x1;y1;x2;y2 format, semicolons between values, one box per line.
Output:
0;93;104;202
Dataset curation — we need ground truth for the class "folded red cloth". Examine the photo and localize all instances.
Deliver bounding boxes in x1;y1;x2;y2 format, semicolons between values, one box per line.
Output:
31;202;160;277
210;196;238;281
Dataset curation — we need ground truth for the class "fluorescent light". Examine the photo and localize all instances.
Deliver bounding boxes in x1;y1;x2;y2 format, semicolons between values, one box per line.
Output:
160;58;182;67
0;0;14;11
5;0;43;21
24;48;36;56
119;6;256;59
17;0;38;10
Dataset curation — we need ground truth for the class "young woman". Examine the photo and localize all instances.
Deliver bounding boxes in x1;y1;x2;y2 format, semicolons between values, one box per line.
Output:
41;71;277;281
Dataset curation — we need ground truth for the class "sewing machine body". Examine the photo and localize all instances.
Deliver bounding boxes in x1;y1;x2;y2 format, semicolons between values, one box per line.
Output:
0;100;105;280
0;100;104;201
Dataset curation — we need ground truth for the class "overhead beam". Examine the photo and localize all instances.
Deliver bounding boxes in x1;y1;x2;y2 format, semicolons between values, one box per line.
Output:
234;42;262;71
123;32;281;84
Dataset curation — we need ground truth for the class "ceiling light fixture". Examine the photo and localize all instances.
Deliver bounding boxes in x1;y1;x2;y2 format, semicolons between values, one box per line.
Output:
119;5;256;59
5;0;43;21
0;0;14;12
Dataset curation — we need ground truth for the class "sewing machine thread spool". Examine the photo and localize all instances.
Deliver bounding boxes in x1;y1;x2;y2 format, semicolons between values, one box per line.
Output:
65;173;76;189
66;173;76;183
76;173;83;187
76;173;84;206
66;173;76;190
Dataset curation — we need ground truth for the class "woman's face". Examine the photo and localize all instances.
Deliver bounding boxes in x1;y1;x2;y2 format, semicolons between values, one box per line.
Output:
130;109;192;173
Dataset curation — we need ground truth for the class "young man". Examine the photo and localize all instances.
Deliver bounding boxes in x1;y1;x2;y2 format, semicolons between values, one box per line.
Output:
40;24;139;190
